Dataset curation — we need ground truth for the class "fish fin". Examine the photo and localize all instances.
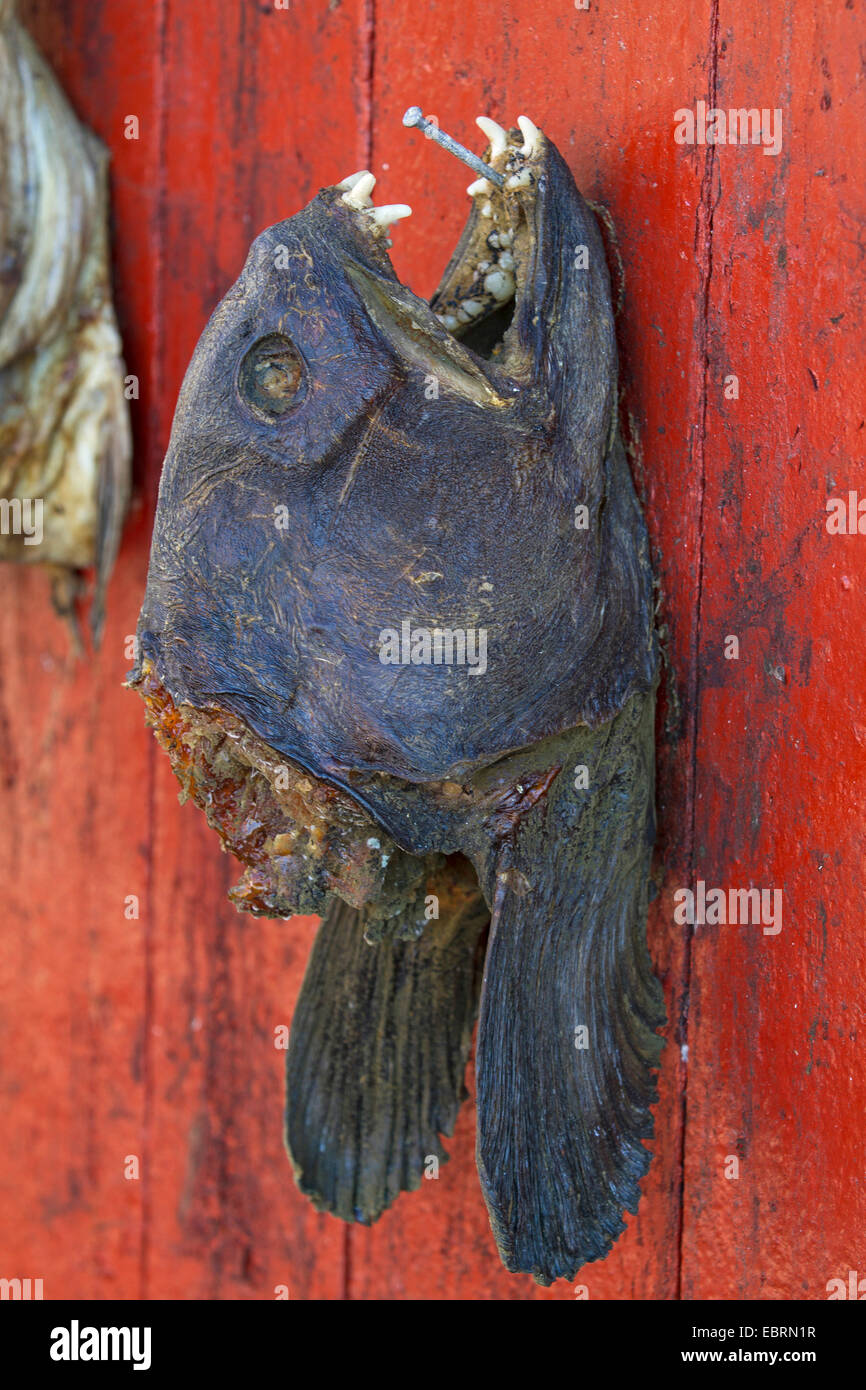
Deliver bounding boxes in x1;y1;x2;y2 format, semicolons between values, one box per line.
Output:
285;860;488;1223
475;690;665;1283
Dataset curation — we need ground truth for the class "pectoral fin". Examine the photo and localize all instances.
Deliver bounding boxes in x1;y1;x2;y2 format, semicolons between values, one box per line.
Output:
285;858;489;1223
475;690;665;1283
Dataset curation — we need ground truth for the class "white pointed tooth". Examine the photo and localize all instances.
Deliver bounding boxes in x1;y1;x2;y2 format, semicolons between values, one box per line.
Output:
437;313;459;331
517;115;542;156
476;116;508;158
506;169;532;190
337;170;372;191
467;177;494;198
366;203;412;227
497;249;514;270
461;298;484;318
480;200;494;218
498;228;514;246
341;171;376;208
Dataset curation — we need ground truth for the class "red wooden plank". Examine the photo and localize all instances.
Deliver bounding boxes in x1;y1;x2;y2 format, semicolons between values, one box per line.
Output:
1;0;364;1301
353;0;714;1299
682;0;866;1299
144;0;367;1300
2;0;862;1304
0;0;164;1299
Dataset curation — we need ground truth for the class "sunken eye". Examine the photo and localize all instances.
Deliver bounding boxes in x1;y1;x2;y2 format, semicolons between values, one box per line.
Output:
236;333;305;420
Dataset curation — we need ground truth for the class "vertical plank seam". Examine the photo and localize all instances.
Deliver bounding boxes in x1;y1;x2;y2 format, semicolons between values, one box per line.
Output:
138;0;171;1304
359;0;375;172
676;0;721;1303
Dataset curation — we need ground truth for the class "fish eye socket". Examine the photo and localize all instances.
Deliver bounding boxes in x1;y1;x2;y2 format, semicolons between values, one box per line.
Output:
237;333;305;420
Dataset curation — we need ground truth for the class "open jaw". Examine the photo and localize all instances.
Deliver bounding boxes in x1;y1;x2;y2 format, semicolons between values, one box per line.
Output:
430;115;542;360
335;113;544;384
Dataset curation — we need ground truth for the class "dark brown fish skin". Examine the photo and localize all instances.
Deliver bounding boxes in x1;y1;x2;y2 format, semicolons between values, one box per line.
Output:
131;125;665;1284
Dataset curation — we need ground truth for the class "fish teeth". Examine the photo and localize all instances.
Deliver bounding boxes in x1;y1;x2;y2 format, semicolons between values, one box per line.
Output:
484;268;515;302
366;203;412;227
341;171;376;208
476;116;508;158
467;177;494;198
337;170;372;191
506;169;532;191
517;115;542;157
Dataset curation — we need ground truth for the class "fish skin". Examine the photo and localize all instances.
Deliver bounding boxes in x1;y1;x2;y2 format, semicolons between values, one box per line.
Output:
131;122;665;1281
0;4;131;644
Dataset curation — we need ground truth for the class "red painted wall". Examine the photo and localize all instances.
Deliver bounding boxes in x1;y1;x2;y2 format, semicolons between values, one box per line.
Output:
1;0;863;1300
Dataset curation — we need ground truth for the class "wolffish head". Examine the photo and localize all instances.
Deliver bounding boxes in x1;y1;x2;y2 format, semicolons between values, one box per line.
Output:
130;114;665;1285
131;111;656;917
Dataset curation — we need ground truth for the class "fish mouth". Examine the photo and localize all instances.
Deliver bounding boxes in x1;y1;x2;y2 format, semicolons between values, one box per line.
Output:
329;115;545;404
428;117;541;356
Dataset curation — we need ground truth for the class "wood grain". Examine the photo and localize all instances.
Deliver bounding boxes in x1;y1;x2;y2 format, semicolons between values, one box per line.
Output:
1;0;862;1301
